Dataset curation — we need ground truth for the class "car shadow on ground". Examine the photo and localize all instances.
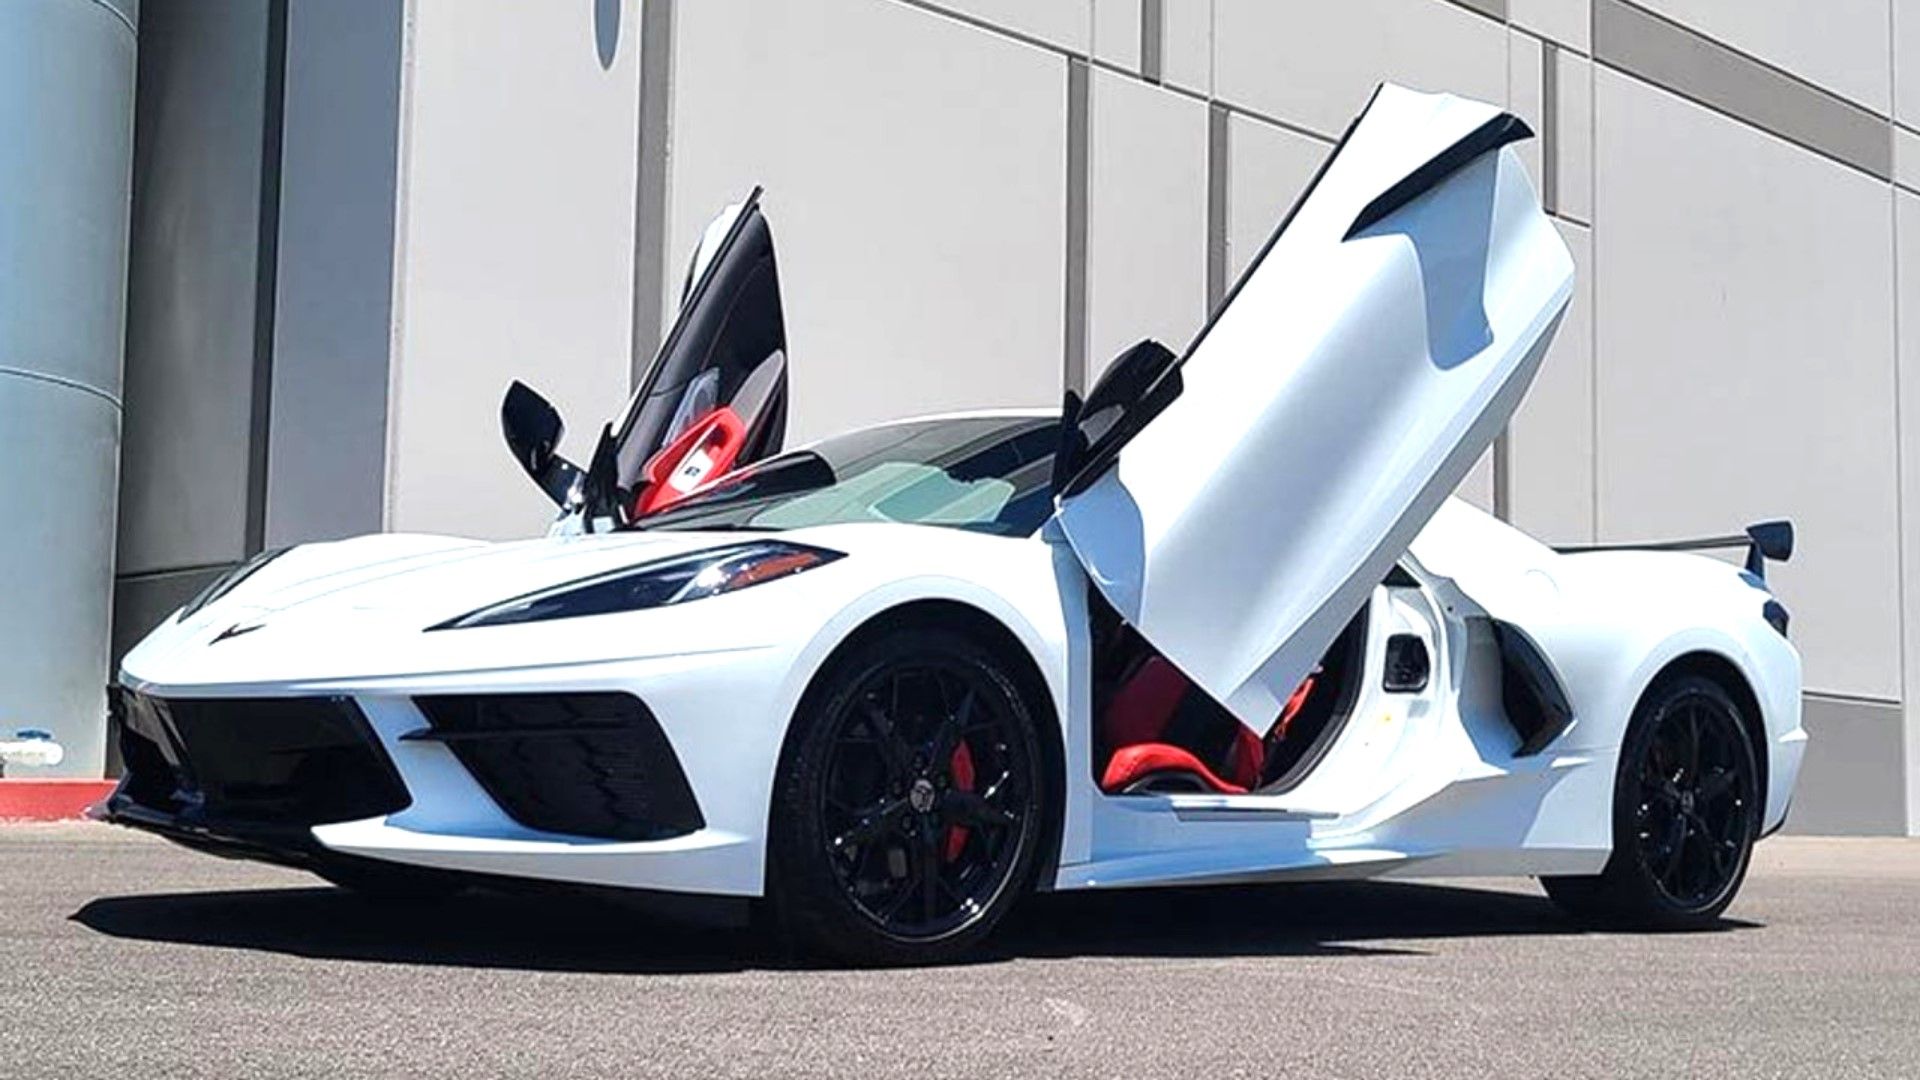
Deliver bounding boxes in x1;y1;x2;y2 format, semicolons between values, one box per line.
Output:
70;878;1760;975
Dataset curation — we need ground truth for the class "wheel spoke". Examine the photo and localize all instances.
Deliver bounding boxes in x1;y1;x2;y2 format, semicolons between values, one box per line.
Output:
855;701;915;781
831;797;910;852
943;789;1018;828
919;830;941;922
1697;766;1737;802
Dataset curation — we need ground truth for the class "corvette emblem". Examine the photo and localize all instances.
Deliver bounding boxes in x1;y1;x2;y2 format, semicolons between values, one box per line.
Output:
211;622;263;644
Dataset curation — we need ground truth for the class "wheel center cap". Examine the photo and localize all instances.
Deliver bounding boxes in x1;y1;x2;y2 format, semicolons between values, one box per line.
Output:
909;778;937;814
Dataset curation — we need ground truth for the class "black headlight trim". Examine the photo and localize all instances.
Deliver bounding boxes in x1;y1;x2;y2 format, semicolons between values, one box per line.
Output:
429;541;843;630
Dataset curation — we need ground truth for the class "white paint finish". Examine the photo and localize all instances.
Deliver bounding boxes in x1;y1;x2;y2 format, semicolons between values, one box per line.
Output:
1225;114;1330;280
1508;30;1546;190
927;0;1090;52
1160;0;1210;94
1511;0;1591;54
1211;0;1506;138
1091;0;1141;71
669;0;1068;445
1633;0;1892;115
1509;220;1595;542
386;0;643;540
1060;86;1575;730
1594;68;1900;698
1898;124;1920;191
1086;70;1208;377
114;413;1804;898
1895;190;1920;831
1555;50;1595;222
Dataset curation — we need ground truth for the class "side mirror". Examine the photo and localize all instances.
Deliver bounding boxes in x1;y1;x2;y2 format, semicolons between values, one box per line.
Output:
502;381;580;506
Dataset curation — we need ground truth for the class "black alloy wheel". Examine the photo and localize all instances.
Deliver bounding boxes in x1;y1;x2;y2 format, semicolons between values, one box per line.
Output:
1543;674;1760;928
769;627;1046;965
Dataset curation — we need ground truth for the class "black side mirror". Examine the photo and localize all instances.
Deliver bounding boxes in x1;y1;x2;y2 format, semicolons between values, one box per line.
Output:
502;381;580;506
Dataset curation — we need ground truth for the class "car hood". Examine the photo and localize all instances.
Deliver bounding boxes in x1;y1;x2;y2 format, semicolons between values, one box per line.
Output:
120;529;801;690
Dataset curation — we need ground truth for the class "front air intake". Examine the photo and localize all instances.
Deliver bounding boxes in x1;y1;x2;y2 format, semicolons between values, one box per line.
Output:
407;692;703;841
114;691;410;826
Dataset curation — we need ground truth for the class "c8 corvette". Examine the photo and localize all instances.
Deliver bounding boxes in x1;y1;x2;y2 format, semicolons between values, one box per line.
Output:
109;85;1804;965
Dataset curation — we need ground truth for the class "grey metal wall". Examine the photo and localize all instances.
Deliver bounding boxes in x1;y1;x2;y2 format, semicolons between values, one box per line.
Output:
1;0;137;778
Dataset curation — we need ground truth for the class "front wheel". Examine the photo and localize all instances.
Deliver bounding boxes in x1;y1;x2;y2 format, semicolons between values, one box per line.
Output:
768;627;1049;965
1543;674;1760;929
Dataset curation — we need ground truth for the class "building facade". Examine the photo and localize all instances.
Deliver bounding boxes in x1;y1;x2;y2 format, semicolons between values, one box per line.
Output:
7;0;1920;835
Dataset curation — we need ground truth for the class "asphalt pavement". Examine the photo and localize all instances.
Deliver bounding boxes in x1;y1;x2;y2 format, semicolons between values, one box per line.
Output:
2;822;1915;1079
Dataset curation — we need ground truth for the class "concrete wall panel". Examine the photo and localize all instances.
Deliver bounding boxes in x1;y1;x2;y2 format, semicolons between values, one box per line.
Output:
1511;0;1591;54
1086;69;1207;377
1633;0;1891;114
1509;221;1595;542
1223;115;1328;281
113;1;266;576
1091;0;1141;72
386;0;643;539
1555;50;1595;222
1160;0;1210;95
1787;696;1910;834
1896;189;1920;832
265;0;404;548
669;0;1069;445
1593;69;1900;699
1211;0;1505;139
922;0;1089;53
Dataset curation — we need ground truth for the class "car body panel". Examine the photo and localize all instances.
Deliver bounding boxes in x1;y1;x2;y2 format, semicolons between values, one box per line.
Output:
1055;84;1574;735
106;85;1801;924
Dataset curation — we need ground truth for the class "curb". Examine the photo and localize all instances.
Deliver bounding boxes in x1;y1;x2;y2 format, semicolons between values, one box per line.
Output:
0;779;116;821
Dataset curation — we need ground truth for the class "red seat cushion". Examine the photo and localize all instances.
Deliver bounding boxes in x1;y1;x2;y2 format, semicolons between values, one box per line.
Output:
1101;743;1249;795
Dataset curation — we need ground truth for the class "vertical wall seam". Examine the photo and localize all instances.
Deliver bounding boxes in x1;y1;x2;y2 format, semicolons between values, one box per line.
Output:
381;0;420;533
632;0;676;387
245;0;290;557
1542;39;1560;215
1064;57;1090;392
1138;0;1162;84
1204;102;1229;312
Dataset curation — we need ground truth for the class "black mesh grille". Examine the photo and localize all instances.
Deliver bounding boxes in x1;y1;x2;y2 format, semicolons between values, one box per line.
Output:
114;690;410;825
411;692;703;841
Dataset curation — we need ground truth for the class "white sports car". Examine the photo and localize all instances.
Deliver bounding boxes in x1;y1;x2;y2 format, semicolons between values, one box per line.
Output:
109;85;1805;964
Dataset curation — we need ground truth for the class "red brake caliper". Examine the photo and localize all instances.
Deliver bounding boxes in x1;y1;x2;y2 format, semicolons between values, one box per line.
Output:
944;740;976;862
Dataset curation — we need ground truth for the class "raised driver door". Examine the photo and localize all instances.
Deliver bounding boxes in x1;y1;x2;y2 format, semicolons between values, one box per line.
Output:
1054;84;1574;733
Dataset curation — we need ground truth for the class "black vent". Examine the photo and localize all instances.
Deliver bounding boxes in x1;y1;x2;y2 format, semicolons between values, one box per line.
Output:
409;693;703;841
114;691;410;826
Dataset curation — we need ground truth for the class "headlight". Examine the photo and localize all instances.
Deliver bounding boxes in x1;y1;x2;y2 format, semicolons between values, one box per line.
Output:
434;541;843;630
177;548;288;622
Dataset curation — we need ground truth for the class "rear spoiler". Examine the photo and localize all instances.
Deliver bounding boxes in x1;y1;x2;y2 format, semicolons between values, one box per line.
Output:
1554;520;1794;580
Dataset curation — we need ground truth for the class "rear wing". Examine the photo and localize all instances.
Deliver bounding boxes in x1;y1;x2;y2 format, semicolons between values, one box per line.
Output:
1554;520;1794;580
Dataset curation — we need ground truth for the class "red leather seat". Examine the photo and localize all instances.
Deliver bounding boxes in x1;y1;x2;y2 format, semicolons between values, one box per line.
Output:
1098;657;1316;795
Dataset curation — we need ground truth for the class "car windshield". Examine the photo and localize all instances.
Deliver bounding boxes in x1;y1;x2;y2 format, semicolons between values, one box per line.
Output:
632;415;1062;536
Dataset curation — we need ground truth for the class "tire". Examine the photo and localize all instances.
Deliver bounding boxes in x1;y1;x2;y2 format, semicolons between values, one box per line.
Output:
1543;673;1761;929
767;626;1049;965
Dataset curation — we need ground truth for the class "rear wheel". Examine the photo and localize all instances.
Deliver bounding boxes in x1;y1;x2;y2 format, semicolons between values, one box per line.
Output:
1543;674;1760;928
768;627;1047;965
